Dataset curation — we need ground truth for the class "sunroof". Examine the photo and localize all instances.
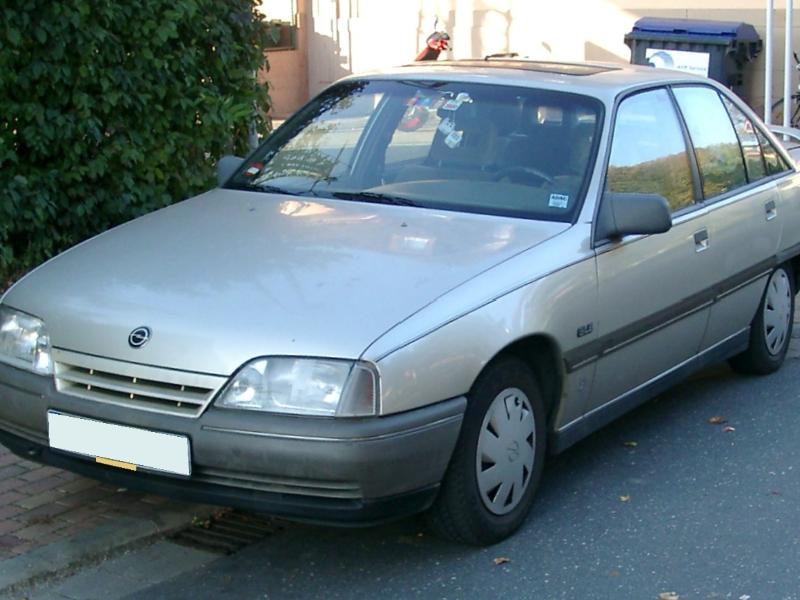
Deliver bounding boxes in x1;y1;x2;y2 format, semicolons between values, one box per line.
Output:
407;59;619;76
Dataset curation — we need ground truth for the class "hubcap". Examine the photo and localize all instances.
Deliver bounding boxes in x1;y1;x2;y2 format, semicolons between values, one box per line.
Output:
763;269;792;356
476;387;536;515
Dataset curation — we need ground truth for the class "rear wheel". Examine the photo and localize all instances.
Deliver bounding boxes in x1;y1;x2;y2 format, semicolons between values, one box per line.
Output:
729;265;795;375
426;356;546;545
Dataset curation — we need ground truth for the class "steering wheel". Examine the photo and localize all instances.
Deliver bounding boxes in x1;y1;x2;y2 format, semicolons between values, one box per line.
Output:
493;166;554;186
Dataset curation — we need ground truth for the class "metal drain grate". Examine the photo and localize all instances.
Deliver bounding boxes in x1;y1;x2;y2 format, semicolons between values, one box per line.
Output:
170;510;283;555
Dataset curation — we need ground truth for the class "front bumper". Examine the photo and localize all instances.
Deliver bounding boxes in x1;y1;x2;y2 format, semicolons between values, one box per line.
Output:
0;363;466;525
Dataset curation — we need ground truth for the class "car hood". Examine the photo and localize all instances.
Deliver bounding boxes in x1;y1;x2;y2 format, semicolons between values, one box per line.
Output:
3;189;569;375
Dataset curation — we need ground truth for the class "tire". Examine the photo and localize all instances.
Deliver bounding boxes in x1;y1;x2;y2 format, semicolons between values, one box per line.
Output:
729;264;795;375
425;356;547;545
771;97;800;129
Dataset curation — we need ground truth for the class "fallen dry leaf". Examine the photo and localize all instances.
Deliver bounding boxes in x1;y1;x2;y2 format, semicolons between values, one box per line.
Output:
659;593;680;600
619;495;631;502
493;557;511;565
723;426;736;433
708;416;727;425
623;441;638;447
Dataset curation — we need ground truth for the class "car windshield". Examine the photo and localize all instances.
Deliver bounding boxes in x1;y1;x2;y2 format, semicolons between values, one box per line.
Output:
227;79;603;222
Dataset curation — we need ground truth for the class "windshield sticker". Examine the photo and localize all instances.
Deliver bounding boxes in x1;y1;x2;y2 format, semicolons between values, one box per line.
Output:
244;163;263;177
441;92;474;112
441;98;462;111
548;193;569;209
444;130;463;148
438;118;456;135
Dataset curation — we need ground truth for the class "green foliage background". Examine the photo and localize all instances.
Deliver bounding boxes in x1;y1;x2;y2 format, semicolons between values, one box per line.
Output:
0;0;271;285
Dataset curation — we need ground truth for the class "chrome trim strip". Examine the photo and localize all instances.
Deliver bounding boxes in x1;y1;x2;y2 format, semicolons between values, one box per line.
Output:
51;347;227;378
201;413;463;443
558;328;748;437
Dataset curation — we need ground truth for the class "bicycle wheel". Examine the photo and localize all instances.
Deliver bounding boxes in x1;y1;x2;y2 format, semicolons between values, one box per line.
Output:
771;96;800;128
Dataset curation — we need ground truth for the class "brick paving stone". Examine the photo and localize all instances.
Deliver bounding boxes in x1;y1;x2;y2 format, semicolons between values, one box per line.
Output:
14;521;64;542
0;534;23;549
16;460;41;470
50;521;93;538
57;504;113;525
16;474;65;495
0;454;20;468
55;477;99;495
9;541;36;556
16;488;65;510
0;477;26;495
18;500;74;522
0;465;26;481
55;486;113;508
0;439;204;563
18;466;62;483
0;490;26;506
0;520;23;536
0;503;25;520
55;470;81;482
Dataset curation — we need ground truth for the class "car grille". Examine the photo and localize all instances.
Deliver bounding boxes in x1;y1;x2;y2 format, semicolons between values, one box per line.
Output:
53;349;227;418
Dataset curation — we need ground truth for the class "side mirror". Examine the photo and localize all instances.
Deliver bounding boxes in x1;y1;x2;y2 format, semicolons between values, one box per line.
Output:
217;155;244;187
595;192;672;241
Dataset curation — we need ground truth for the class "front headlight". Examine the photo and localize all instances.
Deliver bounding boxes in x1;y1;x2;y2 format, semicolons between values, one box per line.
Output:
0;306;53;376
215;357;379;417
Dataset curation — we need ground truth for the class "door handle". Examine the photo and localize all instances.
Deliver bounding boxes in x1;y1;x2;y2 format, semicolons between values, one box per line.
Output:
694;228;709;253
766;199;777;221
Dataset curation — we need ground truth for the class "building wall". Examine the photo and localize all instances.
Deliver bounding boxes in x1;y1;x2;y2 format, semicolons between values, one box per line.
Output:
260;0;311;120
268;0;800;119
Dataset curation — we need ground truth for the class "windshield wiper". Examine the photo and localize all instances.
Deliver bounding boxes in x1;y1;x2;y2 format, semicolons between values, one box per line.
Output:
226;182;307;196
331;191;420;207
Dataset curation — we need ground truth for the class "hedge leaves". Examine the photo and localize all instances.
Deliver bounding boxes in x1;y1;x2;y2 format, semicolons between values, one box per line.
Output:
1;1;271;282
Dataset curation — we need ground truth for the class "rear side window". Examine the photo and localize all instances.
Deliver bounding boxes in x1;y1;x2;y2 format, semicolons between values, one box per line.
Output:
720;96;767;182
756;130;791;175
606;88;695;212
673;86;747;199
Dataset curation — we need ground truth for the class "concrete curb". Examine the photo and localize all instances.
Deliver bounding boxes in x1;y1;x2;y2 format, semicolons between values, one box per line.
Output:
0;505;212;595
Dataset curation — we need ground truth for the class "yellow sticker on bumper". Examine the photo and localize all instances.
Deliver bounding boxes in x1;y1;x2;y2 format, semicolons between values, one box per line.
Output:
96;456;138;472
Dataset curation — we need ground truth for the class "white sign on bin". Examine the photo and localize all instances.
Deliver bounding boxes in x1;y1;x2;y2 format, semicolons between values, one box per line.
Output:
646;48;711;77
48;411;191;476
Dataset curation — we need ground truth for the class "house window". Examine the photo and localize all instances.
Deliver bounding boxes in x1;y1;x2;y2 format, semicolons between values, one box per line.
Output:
259;0;297;50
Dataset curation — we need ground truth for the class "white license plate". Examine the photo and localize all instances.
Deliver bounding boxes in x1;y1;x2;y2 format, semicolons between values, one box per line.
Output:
48;411;191;476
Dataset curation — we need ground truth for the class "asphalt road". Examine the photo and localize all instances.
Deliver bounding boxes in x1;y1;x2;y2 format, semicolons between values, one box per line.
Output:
103;355;800;600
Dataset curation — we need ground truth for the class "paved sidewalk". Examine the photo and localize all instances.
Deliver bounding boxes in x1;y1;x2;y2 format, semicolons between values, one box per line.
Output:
0;444;210;594
0;445;198;560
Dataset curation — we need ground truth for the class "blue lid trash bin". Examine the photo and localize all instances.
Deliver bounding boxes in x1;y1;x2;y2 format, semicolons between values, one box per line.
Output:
625;17;762;97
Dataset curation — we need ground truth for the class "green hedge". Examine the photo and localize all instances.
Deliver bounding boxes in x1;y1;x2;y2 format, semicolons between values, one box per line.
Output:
0;0;271;283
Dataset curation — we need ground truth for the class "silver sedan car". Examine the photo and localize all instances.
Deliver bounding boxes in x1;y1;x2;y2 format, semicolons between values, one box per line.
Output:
1;60;798;545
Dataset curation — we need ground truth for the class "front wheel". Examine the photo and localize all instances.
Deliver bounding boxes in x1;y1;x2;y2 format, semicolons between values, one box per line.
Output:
425;356;547;545
729;265;795;375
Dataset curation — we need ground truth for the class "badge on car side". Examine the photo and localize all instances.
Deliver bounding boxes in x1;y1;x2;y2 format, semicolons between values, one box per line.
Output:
128;327;152;348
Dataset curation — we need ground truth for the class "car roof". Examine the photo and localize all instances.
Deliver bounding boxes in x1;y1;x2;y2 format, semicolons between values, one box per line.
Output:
345;59;712;103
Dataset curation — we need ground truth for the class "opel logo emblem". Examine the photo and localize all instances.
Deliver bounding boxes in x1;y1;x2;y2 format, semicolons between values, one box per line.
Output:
128;327;152;349
507;440;520;463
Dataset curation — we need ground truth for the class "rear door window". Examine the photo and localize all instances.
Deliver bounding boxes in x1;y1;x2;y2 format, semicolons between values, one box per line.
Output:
606;88;695;212
756;130;792;175
673;86;747;200
720;96;767;183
